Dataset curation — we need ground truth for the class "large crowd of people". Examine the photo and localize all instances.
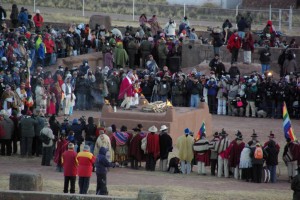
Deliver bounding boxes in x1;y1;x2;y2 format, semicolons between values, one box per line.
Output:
0;3;300;198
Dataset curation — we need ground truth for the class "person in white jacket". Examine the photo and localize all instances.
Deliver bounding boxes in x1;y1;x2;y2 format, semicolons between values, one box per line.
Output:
164;19;176;37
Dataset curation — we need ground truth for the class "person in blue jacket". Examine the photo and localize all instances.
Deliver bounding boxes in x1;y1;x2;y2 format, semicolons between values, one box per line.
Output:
95;147;115;195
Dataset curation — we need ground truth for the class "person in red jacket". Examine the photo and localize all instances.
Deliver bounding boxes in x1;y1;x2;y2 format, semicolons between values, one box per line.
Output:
145;126;160;171
62;143;78;193
43;33;55;66
227;31;241;64
77;145;96;194
33;9;43;32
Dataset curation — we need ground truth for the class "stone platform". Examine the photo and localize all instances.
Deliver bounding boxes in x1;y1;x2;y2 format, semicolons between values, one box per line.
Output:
101;103;212;140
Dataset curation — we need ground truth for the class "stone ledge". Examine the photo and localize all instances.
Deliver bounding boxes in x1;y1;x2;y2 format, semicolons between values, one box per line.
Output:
0;190;135;200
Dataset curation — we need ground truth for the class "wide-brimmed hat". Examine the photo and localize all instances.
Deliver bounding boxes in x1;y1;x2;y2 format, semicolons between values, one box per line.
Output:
268;132;275;139
160;125;168;131
213;132;219;137
236;135;243;141
148;126;158;133
235;130;242;136
220;129;228;136
251;133;258;138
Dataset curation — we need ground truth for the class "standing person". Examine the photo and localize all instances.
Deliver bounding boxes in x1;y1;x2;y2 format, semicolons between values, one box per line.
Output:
240;141;253;182
129;125;145;170
113;125;129;167
205;77;218;114
33;9;43;32
291;167;300;200
164;18;176;38
193;134;210;175
242;31;254;64
259;46;271;74
157;39;168;69
10;4;18;28
77;145;96;194
95;147;115;195
245;11;253;30
148;15;161;36
209;132;220;176
217;77;227;115
40;120;55;166
62;143;78;194
237;17;247;39
227;32;241;64
62;76;73;116
211;28;223;55
251;143;265;183
18;7;28;27
265;140;279;183
19;110;37;158
229;131;245;180
186;71;203;108
217;129;231;178
84;117;97;155
176;128;194;174
0;110;14;156
94;130;113;162
159;125;173;172
145;126;160;171
54;132;68;172
283;138;298;183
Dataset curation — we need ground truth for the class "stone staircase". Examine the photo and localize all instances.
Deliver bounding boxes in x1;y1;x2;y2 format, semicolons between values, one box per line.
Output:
241;0;297;9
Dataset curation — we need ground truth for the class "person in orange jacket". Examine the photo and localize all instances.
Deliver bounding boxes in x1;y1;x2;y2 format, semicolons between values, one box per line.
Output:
77;145;96;194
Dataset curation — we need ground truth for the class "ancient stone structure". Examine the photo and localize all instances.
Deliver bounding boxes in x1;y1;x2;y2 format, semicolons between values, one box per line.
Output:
89;15;112;30
9;173;43;191
101;102;212;140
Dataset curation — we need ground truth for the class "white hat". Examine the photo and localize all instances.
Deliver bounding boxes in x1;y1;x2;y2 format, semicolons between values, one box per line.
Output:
148;126;158;133
160;125;168;131
1;57;7;62
36;9;40;14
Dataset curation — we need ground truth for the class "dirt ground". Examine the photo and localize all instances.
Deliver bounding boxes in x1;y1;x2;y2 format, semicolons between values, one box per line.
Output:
0;110;299;200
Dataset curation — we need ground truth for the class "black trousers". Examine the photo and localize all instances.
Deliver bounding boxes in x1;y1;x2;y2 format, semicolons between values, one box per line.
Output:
0;139;12;156
64;176;76;193
41;146;53;166
131;158;139;170
96;173;108;195
242;168;252;181
231;48;239;64
78;177;90;194
21;137;33;156
208;95;216;114
252;164;263;183
146;154;156;171
210;159;218;176
32;136;42;156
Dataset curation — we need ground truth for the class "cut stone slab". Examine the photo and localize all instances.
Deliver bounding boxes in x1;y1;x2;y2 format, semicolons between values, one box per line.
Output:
9;173;43;191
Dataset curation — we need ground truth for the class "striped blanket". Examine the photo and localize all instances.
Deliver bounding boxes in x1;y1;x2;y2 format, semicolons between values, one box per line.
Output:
114;131;129;146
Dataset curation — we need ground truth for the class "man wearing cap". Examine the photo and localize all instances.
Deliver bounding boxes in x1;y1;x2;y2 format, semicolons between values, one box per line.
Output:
209;132;220;176
40;120;54;166
263;132;280;151
19;110;37;157
159;125;172;172
291;167;300;200
129;125;145;170
62;143;78;193
193;133;210;175
216;129;231;178
176;128;194;174
228;131;245;179
145;126;160;171
77;145;96;194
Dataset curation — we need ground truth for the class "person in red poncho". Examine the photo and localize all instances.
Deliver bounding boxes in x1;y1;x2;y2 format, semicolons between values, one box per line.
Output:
145;125;160;171
129;125;146;169
118;71;134;110
54;132;68;172
227;31;241;64
228;131;245;180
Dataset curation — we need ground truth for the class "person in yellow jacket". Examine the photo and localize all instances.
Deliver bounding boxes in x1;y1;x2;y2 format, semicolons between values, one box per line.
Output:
176;128;195;174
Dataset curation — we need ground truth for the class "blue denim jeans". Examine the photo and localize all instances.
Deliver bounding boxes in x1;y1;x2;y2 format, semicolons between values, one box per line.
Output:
267;165;277;183
159;95;167;102
238;31;245;39
190;94;200;108
261;64;270;74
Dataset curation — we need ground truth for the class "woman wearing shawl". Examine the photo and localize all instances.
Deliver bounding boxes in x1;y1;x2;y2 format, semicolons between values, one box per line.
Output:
113;125;129;167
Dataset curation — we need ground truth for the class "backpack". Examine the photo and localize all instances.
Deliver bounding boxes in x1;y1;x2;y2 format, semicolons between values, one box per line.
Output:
40;133;51;145
254;147;263;159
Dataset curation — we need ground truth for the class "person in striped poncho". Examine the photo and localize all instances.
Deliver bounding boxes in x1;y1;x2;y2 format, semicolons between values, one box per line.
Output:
217;129;231;178
193;134;210;175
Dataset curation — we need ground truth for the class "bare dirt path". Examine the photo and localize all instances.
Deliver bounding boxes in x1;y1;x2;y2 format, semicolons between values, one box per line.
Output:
0;111;298;199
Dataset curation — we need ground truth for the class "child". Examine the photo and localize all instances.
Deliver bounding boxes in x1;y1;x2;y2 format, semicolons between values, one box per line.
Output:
54;132;68;172
95;147;115;195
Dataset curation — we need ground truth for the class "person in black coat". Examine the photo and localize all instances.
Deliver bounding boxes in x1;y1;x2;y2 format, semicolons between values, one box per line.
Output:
159;125;173;172
265;140;279;183
70;118;84;153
